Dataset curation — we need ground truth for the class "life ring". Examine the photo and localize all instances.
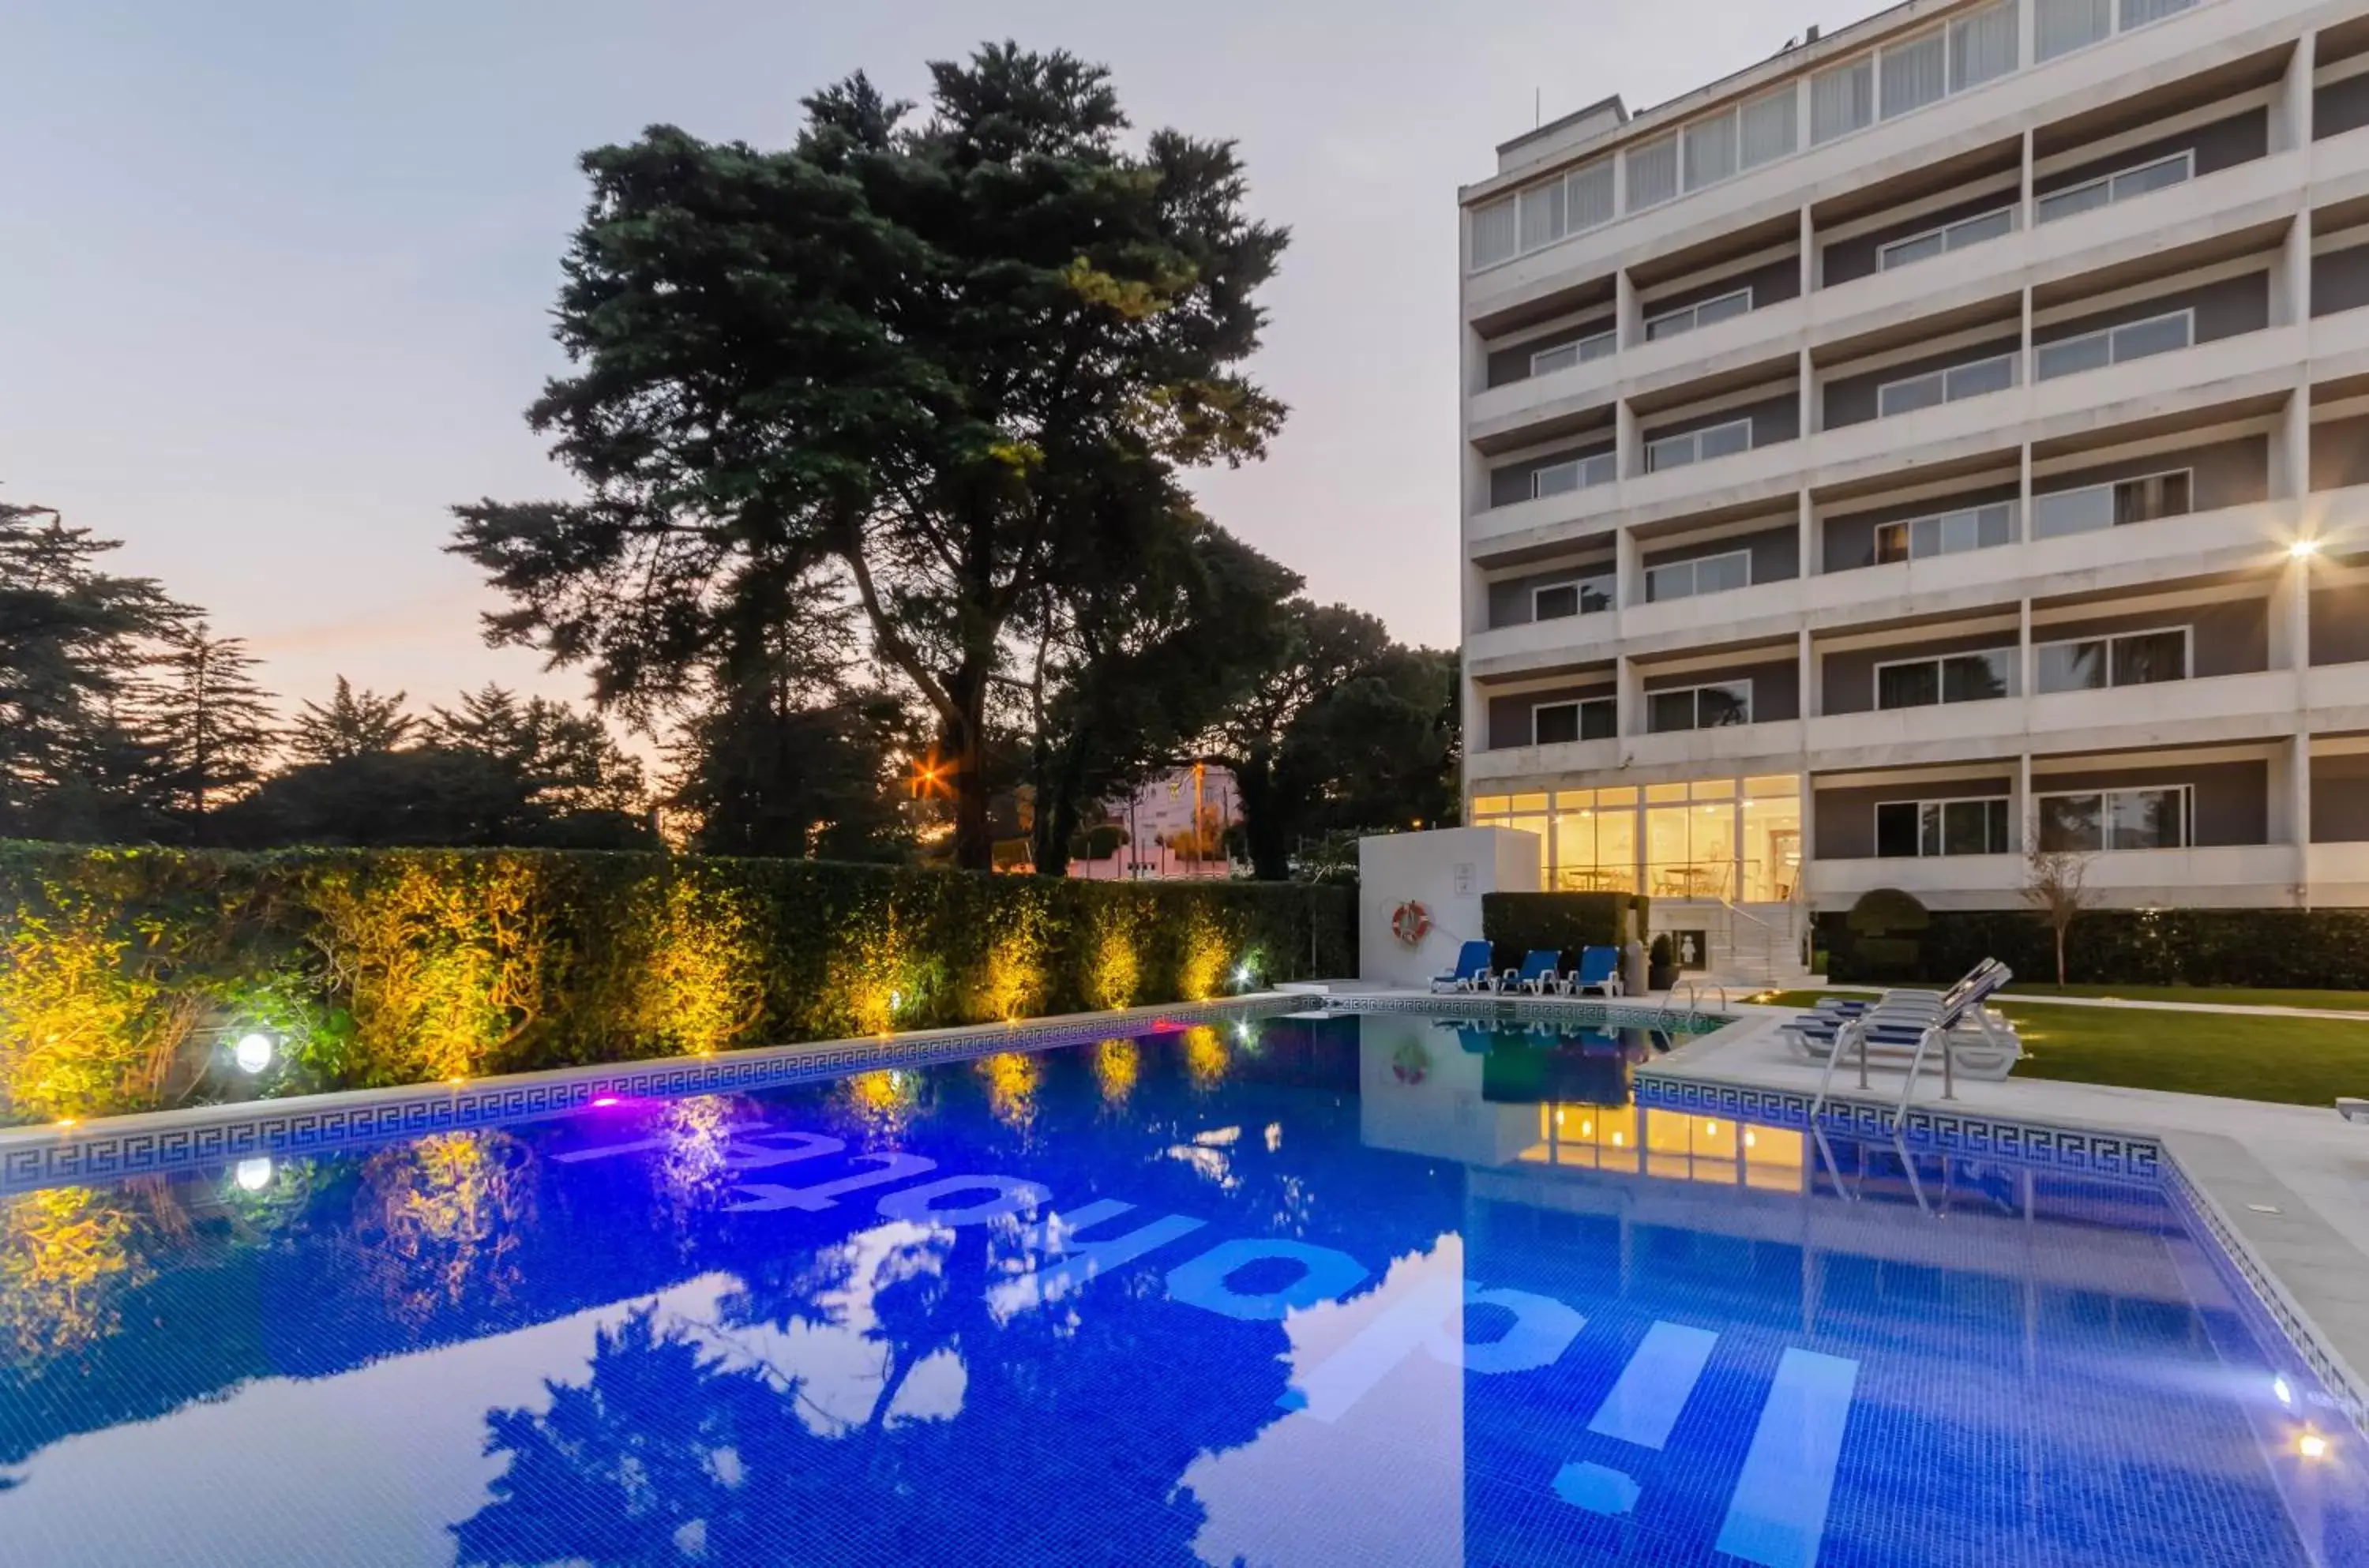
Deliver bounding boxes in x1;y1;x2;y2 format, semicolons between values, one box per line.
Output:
1390;900;1432;946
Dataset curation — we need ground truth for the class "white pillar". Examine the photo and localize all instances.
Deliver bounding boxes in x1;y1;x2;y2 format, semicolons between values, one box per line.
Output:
1800;202;1816;296
1617;653;1645;737
2018;440;2034;541
2276;32;2315;156
1801;626;1820;717
2016;752;2035;854
1616;524;1644;610
1616;268;1640;349
1798;486;1819;576
1800;345;1818;434
1617;396;1642;478
2020;127;2035;230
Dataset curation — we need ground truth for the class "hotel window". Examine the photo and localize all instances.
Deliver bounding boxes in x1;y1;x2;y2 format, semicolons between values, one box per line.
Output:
1469;159;1615;271
1627;134;1680;211
2035;151;2194;224
1646;679;1753;732
1739;88;1797;170
1875;796;2010;857
2037;785;2192;850
1949;1;2018;91
1877;205;2015;270
1470;197;1518;269
1645;549;1751;602
1645;288;1751;342
2119;0;2195;30
1811;55;1875;144
1645;418;1752;472
1875;501;2014;563
1530;450;1618;499
1683;109;1739;193
1880;28;1947;119
2035;626;2190;692
1530;329;1616;377
1534;697;1616;745
2037;0;2111;58
1874;648;2014;709
2031;469;2191;539
2034;309;2192;381
1875;352;2014;417
1534;575;1616;621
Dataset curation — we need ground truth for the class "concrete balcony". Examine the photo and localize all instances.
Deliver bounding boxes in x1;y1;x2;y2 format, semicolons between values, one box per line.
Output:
1466;733;1623;786
2303;658;2369;730
1808;842;2300;910
1461;0;2316;328
1620;718;1808;772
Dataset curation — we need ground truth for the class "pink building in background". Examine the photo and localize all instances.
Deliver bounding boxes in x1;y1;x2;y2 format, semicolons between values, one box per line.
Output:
1069;764;1241;880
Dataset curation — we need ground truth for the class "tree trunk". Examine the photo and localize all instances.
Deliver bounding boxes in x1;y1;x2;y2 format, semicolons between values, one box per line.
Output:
951;718;992;871
1233;749;1290;881
2055;922;2068;986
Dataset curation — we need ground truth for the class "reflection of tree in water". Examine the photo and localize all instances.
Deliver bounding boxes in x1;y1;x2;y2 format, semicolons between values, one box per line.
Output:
352;1131;536;1330
456;1214;1279;1564
453;1306;774;1567
651;1094;741;1218
1092;1037;1139;1114
0;1184;156;1366
832;1067;926;1142
1179;1025;1229;1090
974;1051;1040;1141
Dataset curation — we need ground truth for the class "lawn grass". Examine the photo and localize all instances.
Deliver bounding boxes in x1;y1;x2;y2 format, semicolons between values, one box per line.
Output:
1763;988;2369;1107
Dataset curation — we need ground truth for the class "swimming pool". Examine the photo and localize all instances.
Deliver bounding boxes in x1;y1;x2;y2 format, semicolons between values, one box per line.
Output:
0;1008;2360;1566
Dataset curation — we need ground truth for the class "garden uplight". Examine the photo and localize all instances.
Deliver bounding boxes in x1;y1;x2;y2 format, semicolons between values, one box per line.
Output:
233;1031;275;1075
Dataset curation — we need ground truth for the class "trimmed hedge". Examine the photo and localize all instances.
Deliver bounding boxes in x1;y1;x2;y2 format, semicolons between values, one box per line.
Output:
0;842;1353;1125
1480;891;1650;970
1815;906;2369;989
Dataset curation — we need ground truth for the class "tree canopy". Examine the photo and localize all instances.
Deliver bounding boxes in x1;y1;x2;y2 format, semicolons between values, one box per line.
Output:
452;43;1290;870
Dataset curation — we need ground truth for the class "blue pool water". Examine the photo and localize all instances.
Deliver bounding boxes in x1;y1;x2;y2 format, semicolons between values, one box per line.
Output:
0;1009;2363;1567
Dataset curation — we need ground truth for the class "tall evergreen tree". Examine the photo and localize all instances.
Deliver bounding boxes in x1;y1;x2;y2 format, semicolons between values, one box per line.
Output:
288;677;418;764
0;495;190;839
452;44;1287;869
143;621;278;829
426;685;646;817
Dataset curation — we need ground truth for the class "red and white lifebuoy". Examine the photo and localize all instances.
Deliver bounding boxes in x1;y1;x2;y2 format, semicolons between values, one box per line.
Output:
1389;900;1432;946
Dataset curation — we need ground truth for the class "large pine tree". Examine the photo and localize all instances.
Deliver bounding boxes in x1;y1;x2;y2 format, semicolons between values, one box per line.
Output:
452;44;1287;869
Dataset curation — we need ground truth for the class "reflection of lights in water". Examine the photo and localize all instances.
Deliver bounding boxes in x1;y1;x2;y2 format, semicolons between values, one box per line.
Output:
1581;1120;1594;1136
2274;1376;2293;1406
1235;1021;1253;1045
2301;1432;2330;1460
591;1097;620;1108
1611;1132;1624;1147
1554;1109;1565;1127
1264;1122;1282;1152
1744;1131;1758;1148
232;1032;275;1074
1704;1120;1718;1135
1092;1040;1139;1108
234;1157;274;1192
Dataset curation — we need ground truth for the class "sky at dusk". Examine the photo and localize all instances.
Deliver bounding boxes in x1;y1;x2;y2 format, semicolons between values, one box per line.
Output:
2;0;1809;729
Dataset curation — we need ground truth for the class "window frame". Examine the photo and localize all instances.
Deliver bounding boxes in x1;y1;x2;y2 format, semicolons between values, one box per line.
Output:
1872;647;2016;710
1874;350;2017;418
1531;696;1616;746
1876;203;2018;271
1528;449;1619;500
1644;547;1753;604
2033;623;2193;693
1532;575;1615;621
2029;466;2193;538
1643;287;1754;342
1530;328;1616;377
2033;307;2196;382
2034;783;2195;851
1874;793;2012;857
1872;500;2016;564
2034;148;2195;225
1645;677;1755;733
1644;416;1755;472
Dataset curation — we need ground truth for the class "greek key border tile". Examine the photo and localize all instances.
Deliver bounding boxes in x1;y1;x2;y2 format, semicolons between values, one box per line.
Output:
1323;992;1708;1033
0;996;1292;1195
1629;1071;2164;1179
2157;1156;2369;1442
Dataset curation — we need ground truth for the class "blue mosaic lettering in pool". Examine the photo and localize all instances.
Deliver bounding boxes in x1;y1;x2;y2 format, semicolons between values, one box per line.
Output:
0;1011;2361;1566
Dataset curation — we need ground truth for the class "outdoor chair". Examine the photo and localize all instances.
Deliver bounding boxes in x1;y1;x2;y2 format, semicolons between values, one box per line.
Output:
1430;940;1495;994
1568;946;1624;998
1509;950;1564;995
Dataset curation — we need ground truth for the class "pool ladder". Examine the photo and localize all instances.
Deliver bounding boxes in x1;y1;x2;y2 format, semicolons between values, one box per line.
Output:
1808;1018;1958;1135
1653;979;1727;1033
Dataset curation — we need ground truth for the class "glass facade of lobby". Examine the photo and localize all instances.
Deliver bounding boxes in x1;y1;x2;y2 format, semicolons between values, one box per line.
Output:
1470;773;1803;902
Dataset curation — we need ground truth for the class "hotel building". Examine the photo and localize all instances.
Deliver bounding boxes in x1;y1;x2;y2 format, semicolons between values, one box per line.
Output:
1458;0;2369;973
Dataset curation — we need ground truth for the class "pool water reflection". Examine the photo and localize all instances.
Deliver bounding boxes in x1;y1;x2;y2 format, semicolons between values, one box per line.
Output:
0;1011;2360;1567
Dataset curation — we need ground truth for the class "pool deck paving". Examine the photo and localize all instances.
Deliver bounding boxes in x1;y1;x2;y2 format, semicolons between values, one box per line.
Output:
1638;1000;2369;1433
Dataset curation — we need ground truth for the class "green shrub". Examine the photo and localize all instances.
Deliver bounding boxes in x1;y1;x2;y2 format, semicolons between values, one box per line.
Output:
1481;892;1649;970
0;843;1354;1126
1815;906;2369;988
1846;887;1929;936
